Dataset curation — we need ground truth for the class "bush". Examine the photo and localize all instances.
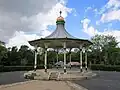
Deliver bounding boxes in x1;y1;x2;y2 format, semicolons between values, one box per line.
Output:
0;64;53;72
90;64;120;71
0;66;34;72
36;64;44;69
0;65;4;72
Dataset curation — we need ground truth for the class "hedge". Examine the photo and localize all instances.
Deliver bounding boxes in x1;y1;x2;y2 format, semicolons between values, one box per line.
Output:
0;64;53;72
90;64;120;71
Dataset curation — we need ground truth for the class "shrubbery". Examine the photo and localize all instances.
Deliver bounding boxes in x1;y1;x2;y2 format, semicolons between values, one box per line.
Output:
0;64;52;72
90;64;120;71
1;64;120;72
0;65;34;72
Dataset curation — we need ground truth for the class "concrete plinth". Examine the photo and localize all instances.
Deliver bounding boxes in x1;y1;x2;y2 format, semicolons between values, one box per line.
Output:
24;68;97;81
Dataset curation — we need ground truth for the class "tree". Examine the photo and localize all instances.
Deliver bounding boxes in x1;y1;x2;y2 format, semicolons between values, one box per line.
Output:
19;45;34;65
8;46;21;65
89;34;119;65
0;44;7;65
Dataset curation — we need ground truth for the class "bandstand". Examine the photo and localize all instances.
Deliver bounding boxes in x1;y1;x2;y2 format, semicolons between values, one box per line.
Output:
29;11;92;73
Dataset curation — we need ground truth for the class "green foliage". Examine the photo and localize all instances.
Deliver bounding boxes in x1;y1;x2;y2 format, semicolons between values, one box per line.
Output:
0;66;34;72
0;44;7;65
0;34;120;72
0;64;53;72
47;51;56;64
89;34;120;65
90;64;120;71
19;45;34;65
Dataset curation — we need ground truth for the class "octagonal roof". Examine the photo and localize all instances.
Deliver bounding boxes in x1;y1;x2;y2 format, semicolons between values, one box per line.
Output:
45;11;77;39
28;11;92;48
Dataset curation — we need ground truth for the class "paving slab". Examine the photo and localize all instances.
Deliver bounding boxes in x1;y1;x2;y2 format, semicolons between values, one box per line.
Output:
0;80;87;90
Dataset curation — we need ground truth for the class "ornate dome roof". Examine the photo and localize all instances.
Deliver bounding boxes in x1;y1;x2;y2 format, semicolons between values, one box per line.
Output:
45;11;77;39
57;16;64;21
56;11;64;21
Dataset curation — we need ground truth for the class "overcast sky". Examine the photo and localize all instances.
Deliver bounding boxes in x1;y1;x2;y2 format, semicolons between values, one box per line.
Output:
0;0;73;48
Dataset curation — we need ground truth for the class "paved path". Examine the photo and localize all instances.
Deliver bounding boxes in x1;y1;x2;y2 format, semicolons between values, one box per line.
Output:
0;71;27;85
0;80;86;90
74;71;120;90
1;71;120;90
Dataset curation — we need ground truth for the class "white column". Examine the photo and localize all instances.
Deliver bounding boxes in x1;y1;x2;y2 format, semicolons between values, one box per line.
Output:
34;49;37;71
85;49;88;71
70;53;71;63
63;42;67;73
69;49;71;69
44;44;48;72
56;49;59;69
80;46;83;72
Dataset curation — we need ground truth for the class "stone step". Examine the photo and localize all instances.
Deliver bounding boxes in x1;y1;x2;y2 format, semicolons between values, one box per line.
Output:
49;72;59;80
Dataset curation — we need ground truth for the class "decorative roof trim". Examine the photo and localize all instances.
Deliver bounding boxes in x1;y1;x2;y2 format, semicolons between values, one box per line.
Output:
29;38;92;44
56;20;65;24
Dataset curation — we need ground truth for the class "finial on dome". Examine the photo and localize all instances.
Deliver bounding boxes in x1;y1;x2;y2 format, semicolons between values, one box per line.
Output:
60;11;62;16
57;11;64;21
56;11;65;24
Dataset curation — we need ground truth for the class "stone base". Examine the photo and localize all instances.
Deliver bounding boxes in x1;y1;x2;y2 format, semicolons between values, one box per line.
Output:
24;68;97;81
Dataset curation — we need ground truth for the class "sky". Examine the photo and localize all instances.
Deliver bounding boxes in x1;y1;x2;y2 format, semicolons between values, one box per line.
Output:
0;0;120;48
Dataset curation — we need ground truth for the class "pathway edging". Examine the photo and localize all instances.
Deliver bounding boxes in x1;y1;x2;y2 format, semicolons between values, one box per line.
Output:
0;80;36;89
66;81;88;90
